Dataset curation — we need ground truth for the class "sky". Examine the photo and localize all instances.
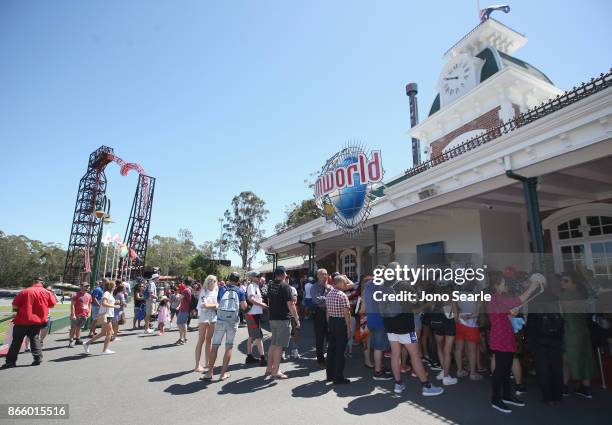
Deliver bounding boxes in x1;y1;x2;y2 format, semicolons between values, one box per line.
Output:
0;0;610;266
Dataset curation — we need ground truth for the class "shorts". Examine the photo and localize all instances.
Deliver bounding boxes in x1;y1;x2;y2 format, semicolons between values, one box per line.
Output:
302;298;313;307
71;317;87;329
246;314;263;339
177;311;189;325
369;327;390;351
387;331;418;345
114;310;123;322
421;313;431;327
146;299;154;315
199;309;217;324
430;316;456;337
91;305;100;319
455;322;480;343
212;319;239;347
269;319;291;348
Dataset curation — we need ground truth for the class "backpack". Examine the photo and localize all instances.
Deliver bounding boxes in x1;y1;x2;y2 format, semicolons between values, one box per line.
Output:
539;313;564;337
218;287;240;322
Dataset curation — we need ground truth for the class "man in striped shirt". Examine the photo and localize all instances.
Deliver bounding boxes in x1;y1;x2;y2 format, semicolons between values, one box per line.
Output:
325;274;352;384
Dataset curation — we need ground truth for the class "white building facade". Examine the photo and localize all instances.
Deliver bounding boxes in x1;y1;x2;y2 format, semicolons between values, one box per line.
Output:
261;19;612;281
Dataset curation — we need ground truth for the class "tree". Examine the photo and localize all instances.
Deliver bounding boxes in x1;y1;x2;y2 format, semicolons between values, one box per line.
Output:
189;254;219;281
275;199;321;233
222;191;268;269
146;230;198;277
0;231;67;287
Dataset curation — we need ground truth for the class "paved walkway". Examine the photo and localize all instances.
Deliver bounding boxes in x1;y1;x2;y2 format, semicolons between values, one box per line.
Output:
0;315;610;425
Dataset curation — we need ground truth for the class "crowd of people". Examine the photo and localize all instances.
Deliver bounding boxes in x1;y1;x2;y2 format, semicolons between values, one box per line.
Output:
1;264;608;415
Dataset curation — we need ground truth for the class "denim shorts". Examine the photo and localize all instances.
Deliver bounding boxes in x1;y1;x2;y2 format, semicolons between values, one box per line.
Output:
198;309;217;324
212;319;239;347
369;327;390;352
177;311;189;325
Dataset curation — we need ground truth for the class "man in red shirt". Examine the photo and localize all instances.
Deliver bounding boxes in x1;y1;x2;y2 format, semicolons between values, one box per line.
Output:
2;277;57;368
175;283;192;345
68;282;92;347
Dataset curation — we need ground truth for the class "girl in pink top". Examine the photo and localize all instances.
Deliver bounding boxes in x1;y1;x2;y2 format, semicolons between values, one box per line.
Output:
487;271;540;413
157;298;170;335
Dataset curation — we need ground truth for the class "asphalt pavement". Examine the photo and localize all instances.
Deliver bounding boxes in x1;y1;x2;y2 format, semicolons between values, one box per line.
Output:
0;312;610;425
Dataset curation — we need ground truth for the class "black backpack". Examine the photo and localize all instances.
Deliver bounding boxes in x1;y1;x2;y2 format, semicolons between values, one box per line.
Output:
539;313;564;337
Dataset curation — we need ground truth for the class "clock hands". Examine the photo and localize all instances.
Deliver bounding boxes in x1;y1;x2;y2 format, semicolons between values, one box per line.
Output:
443;76;459;80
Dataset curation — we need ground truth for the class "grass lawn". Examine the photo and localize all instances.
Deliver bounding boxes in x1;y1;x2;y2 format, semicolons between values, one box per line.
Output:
0;304;71;344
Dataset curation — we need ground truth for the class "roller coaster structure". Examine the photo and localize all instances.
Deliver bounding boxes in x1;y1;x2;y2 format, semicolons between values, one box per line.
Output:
63;146;155;284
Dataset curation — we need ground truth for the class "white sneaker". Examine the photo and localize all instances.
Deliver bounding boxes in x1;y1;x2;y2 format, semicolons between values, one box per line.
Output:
291;349;300;359
112;338;122;342
394;382;406;394
82;342;90;354
101;349;116;355
442;376;458;386
436;371;444;380
145;328;153;334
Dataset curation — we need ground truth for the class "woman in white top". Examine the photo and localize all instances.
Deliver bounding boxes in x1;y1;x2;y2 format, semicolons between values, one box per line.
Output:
84;280;118;355
194;275;218;372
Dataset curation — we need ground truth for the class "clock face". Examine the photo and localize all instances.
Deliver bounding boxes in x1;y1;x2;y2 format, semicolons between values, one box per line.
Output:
441;57;473;100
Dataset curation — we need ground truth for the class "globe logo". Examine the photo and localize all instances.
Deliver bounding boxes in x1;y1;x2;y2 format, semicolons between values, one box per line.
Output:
314;144;383;234
333;156;367;220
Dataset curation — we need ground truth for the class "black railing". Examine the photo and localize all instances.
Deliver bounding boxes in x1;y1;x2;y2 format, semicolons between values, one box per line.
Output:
403;69;612;178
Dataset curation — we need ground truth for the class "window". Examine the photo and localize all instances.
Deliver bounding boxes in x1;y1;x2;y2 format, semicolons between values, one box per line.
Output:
543;204;612;279
591;242;612;277
557;218;583;240
340;250;357;280
560;244;585;272
343;254;356;279
586;216;612;236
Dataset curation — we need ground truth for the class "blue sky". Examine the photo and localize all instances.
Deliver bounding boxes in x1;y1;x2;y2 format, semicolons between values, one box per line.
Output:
0;0;610;266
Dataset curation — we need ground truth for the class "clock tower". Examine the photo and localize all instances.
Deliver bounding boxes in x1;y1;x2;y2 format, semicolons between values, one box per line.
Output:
409;18;564;160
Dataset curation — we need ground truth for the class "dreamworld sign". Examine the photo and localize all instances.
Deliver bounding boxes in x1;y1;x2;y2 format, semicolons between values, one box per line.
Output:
314;145;383;234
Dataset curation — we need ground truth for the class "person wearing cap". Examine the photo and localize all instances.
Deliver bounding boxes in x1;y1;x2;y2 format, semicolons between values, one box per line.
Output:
201;272;247;381
245;271;268;366
265;266;300;379
144;274;159;334
325;274;352;384
68;282;92;347
2;277;57;368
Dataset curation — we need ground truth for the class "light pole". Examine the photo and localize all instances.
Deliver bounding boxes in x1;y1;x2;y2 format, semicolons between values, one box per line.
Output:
90;196;112;286
218;218;224;259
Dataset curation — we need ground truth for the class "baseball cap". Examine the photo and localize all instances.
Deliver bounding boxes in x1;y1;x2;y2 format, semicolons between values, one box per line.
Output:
273;266;287;277
228;272;241;283
151;273;160;280
246;271;260;278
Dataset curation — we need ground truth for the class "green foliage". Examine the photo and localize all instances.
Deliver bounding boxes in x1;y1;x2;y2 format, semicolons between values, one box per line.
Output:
275;199;321;233
222;191;268;269
0;230;66;288
189;253;219;281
